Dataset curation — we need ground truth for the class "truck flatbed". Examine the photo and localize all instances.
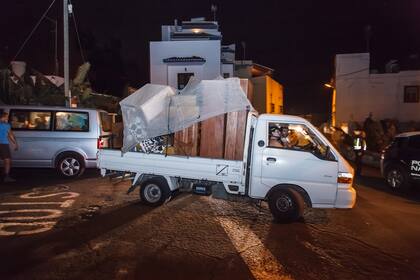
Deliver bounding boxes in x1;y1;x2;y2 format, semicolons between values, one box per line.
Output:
98;149;246;194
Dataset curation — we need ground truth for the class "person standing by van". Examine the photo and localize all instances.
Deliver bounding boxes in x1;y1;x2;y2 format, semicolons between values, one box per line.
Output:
353;130;367;176
0;111;18;182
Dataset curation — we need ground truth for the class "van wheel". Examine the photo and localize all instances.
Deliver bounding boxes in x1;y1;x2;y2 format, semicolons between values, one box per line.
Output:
268;188;304;223
385;164;410;191
56;153;85;178
140;177;171;207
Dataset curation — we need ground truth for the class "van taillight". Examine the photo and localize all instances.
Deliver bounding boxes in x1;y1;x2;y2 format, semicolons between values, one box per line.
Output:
97;138;104;149
337;172;353;184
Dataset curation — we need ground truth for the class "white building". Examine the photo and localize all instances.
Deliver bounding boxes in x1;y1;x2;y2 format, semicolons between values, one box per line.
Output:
335;53;420;126
150;18;234;89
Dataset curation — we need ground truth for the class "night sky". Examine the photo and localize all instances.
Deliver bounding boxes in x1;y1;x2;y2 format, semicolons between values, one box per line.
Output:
1;0;419;116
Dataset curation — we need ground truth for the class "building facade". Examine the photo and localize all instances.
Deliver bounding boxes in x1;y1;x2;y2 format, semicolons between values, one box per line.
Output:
150;18;233;89
335;53;420;126
235;61;283;114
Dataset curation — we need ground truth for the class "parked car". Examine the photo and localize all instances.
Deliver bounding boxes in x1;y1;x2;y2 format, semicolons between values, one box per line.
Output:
0;105;112;178
380;131;420;190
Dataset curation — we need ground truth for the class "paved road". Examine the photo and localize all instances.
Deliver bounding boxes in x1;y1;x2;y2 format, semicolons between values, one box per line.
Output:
0;167;420;280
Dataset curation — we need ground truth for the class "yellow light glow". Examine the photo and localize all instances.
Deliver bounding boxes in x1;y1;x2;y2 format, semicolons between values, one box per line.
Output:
324;83;334;88
192;28;201;34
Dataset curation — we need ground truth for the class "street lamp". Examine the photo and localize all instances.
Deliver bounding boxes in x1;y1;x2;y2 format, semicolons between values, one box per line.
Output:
44;16;59;76
324;81;336;127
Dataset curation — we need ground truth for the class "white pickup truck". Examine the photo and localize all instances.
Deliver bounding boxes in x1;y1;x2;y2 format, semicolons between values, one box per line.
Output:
98;112;356;222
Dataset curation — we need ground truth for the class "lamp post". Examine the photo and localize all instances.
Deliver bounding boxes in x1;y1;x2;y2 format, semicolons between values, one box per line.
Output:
324;82;336;127
63;0;71;107
44;16;59;76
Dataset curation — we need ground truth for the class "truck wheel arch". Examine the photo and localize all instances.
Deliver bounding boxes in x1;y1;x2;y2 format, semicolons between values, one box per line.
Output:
266;184;312;208
134;174;178;191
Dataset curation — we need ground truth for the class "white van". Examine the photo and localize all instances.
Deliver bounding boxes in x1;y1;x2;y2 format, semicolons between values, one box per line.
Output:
0;105;112;178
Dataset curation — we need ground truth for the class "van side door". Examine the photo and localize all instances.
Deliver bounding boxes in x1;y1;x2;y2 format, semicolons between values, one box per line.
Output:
256;121;338;206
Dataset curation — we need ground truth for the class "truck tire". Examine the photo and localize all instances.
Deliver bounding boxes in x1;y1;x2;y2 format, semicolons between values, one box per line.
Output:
56;152;85;178
140;177;171;207
268;188;304;223
385;164;410;191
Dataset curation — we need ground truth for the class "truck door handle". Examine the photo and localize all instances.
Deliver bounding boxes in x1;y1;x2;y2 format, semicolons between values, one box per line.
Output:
266;157;276;162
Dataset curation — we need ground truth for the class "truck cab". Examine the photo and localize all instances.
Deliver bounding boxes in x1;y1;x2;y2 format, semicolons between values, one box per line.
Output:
247;114;355;220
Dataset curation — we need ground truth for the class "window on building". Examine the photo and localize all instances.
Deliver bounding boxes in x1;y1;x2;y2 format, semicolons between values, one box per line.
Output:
177;73;194;90
270;103;275;113
404;86;419;103
55;111;89;132
279;105;284;114
9;110;52;131
223;73;230;78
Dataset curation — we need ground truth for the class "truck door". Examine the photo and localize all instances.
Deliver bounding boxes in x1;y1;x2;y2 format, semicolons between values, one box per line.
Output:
258;121;338;205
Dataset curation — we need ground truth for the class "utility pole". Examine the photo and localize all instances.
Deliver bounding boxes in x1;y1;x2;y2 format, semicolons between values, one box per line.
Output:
63;0;71;107
45;16;59;76
241;41;246;61
211;5;217;22
365;25;372;53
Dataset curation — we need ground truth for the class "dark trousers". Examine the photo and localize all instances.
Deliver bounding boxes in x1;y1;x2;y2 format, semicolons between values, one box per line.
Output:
355;151;364;176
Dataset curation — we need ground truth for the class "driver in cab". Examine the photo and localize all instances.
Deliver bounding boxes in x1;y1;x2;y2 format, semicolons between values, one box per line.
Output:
269;126;298;148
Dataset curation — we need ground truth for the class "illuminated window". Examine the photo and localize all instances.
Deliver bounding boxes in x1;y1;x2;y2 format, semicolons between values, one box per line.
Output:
55;111;89;132
9;110;52;131
404;86;419;103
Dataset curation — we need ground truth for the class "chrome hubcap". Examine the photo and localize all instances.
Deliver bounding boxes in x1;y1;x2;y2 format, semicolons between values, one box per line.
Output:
60;158;80;176
144;184;162;203
276;194;293;212
387;170;403;188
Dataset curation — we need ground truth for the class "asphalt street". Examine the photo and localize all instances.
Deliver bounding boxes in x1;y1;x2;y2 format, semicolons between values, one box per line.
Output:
0;167;420;280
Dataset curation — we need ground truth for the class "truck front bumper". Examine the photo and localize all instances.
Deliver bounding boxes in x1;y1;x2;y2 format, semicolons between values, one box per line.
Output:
335;185;356;208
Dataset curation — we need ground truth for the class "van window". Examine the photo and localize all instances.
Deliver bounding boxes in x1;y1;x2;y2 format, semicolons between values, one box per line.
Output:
10;110;52;131
408;135;420;149
55;111;89;132
268;122;333;159
100;112;112;132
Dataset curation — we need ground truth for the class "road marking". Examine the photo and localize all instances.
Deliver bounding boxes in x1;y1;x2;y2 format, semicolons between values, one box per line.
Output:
20;191;80;199
0;221;56;236
210;199;292;280
0;200;76;208
0;209;63;220
0;190;79;236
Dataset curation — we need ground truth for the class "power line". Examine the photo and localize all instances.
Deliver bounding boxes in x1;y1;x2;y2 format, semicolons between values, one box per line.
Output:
11;0;57;63
69;0;86;63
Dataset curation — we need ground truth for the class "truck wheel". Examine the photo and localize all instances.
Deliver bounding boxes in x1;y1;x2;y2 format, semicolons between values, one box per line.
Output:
56;153;85;178
385;164;410;191
268;188;304;223
140;177;171;207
